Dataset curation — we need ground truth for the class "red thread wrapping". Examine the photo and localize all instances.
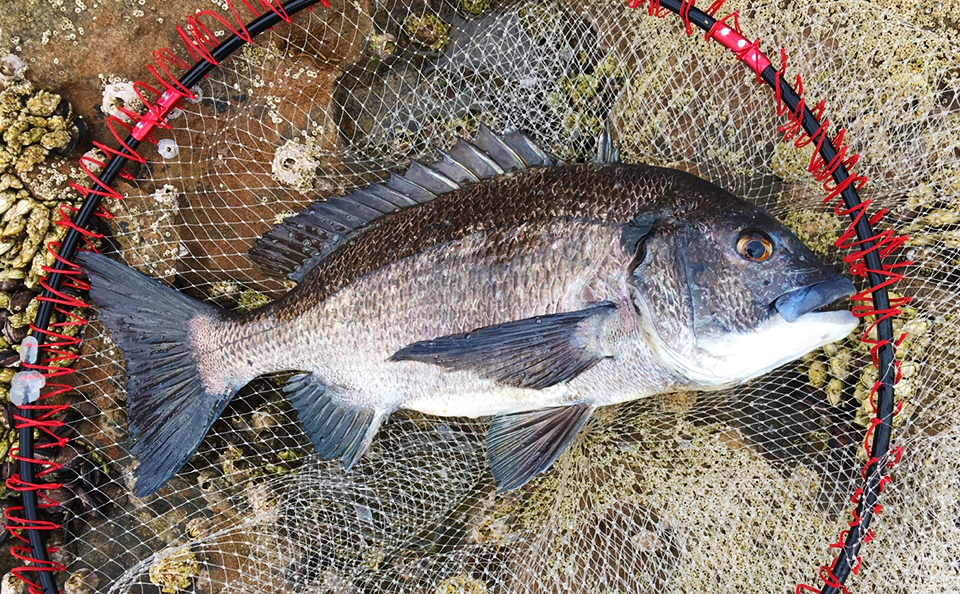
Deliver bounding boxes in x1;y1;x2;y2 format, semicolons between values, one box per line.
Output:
706;12;771;76
624;1;911;592
5;1;316;592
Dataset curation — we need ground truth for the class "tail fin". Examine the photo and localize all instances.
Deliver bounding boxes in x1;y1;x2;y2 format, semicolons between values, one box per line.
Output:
77;252;238;497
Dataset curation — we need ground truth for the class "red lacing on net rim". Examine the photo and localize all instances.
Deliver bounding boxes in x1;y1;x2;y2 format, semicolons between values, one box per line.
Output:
7;1;321;593
625;1;910;593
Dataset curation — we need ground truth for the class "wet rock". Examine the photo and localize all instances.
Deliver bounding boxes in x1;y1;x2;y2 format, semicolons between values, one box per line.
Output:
174;39;369;294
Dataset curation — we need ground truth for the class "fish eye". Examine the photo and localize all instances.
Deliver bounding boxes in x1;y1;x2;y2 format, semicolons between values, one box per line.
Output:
736;230;774;262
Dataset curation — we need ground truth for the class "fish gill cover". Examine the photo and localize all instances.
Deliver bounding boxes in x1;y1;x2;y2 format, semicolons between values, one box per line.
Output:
2;0;958;592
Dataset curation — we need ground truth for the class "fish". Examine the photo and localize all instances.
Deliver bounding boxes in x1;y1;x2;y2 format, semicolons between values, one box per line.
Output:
77;126;858;497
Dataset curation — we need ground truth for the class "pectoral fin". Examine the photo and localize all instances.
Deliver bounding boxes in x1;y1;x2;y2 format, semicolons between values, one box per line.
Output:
284;373;387;470
389;303;615;389
488;404;594;492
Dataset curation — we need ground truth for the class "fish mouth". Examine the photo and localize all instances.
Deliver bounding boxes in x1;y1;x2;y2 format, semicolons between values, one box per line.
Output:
774;277;856;323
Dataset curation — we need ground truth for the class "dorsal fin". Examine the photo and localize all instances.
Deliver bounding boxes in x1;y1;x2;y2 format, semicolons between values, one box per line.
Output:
249;125;553;282
593;120;621;165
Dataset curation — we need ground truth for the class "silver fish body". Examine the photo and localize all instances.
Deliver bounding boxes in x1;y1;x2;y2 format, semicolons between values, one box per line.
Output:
79;128;857;495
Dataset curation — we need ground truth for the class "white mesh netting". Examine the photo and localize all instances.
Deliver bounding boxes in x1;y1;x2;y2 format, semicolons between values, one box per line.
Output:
46;0;960;592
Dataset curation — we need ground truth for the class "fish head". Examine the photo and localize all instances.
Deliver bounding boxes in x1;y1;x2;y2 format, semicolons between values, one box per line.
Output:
623;194;858;389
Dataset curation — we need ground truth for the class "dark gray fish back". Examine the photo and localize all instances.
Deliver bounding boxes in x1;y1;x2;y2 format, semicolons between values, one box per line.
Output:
254;162;740;323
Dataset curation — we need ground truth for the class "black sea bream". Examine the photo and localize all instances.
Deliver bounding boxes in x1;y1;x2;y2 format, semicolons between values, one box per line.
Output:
78;127;857;496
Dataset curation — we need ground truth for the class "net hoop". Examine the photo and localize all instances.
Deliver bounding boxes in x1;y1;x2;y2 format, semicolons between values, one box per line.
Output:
10;0;908;593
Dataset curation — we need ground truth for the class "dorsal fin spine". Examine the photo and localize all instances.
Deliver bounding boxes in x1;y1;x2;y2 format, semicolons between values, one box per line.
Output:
475;123;527;171
404;161;460;193
367;184;419;207
421;164;461;189
349;189;401;213
434;150;481;183
386;173;437;201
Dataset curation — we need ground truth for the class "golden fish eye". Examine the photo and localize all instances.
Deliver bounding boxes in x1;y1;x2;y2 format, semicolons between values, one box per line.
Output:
736;231;774;262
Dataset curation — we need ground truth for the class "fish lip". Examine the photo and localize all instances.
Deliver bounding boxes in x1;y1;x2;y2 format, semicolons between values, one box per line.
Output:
774;277;856;323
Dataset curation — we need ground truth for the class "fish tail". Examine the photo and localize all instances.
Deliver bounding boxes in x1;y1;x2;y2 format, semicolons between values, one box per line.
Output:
77;252;240;497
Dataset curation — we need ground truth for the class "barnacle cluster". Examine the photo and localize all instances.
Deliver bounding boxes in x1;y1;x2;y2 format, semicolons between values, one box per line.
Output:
546;55;626;154
781;180;934;435
433;574;489;593
517;0;566;42
467;403;829;593
0;64;85;402
103;181;181;283
459;0;490;16
901;166;960;278
0;81;82;282
799;293;930;434
0;63;110;572
421;113;503;152
236;289;271;311
148;546;200;594
0;405;123;557
781;208;844;257
402;13;450;51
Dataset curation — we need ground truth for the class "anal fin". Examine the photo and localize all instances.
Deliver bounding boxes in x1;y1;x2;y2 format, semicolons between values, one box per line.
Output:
488;404;594;492
284;374;386;470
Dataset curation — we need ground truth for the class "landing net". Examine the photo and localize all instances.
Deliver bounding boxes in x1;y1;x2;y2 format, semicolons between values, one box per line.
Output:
10;0;958;592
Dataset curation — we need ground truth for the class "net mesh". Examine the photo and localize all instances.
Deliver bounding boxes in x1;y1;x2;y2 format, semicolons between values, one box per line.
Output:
36;0;960;591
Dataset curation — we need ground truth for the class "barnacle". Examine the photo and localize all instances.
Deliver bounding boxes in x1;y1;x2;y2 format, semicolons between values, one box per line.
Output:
157;138;179;159
0;55;26;86
220;445;250;485
433;574;489;593
0;571;23;594
148;547;200;594
101;80;145;124
272;138;320;193
368;33;397;60
459;0;491;15
64;568;100;594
